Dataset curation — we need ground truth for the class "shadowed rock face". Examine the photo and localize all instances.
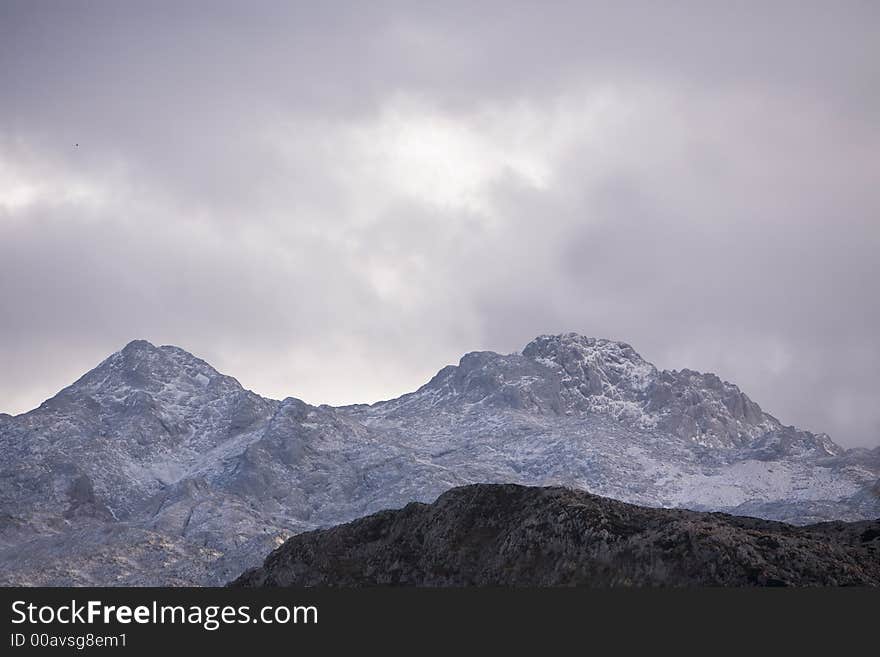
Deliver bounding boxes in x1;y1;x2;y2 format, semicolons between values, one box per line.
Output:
232;484;880;587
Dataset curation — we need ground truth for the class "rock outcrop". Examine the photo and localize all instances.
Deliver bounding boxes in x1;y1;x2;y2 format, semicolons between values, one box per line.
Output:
233;484;880;587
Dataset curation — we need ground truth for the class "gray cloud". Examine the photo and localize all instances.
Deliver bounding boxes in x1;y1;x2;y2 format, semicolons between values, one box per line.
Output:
1;1;878;446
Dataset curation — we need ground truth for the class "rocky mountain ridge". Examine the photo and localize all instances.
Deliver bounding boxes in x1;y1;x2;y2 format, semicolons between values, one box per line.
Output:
233;483;880;587
1;334;877;585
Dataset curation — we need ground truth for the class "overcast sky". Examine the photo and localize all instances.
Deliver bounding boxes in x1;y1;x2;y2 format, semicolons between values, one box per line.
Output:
1;1;878;447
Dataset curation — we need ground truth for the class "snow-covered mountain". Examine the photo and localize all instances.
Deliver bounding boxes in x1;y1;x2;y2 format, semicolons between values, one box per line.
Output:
1;334;877;585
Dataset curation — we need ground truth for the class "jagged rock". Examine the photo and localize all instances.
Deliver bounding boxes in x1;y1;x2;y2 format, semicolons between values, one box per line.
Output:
232;484;880;587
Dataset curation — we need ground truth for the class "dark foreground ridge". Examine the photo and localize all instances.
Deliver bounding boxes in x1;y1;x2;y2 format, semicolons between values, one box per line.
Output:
232;484;880;587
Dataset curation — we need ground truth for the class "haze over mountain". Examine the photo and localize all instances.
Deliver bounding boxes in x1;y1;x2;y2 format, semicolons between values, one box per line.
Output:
1;334;878;585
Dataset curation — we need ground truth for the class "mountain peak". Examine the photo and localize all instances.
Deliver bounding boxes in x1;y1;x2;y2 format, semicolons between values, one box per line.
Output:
32;340;251;423
121;338;157;352
522;332;656;399
396;331;836;453
98;340;223;391
524;332;642;355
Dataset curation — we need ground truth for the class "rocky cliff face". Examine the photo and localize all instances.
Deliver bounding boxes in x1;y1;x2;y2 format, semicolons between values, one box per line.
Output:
232;484;880;587
1;335;878;585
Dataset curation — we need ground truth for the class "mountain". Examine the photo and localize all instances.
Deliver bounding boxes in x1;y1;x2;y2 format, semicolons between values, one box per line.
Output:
1;334;878;585
232;483;880;587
